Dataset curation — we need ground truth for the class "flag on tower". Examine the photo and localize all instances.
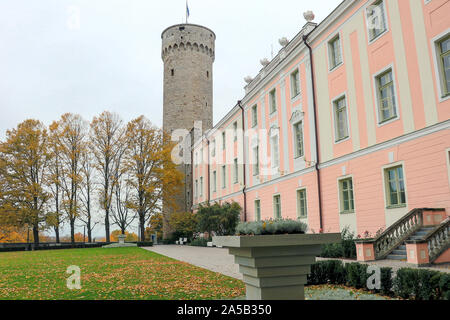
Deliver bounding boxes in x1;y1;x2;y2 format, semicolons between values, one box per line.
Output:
186;1;190;23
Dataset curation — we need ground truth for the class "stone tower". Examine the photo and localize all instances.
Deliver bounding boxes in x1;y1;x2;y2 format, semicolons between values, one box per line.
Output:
161;24;215;238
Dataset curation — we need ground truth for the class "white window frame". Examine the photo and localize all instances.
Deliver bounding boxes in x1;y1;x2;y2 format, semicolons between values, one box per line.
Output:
382;162;408;209
270;133;280;169
253;145;260;176
372;64;400;127
221;165;227;189
254;199;261;222
290;69;301;98
212;170;217;193
233;121;238;142
331;93;350;143
269;89;277;114
337;175;355;214
366;0;389;44
199;176;203;197
296;188;308;219
292;120;304;159
251;105;258;127
273;194;281;219
328;34;343;71
431;30;450;102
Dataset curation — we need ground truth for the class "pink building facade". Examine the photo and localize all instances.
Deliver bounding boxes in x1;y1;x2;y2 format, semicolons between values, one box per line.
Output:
191;0;450;237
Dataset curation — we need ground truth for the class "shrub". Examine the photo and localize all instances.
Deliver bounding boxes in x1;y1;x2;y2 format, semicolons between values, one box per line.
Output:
379;267;393;296
236;219;307;236
197;202;241;236
136;241;153;247
169;211;198;241
308;261;448;300
320;227;356;259
190;238;210;247
439;273;450;300
393;268;420;299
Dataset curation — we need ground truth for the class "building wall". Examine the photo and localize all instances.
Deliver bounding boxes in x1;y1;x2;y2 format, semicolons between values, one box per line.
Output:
192;0;450;235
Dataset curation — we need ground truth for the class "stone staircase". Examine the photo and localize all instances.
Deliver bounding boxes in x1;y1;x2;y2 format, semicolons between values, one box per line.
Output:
386;227;435;261
356;208;449;265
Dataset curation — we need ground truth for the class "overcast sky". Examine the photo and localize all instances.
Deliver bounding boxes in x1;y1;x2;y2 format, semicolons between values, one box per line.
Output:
0;0;342;238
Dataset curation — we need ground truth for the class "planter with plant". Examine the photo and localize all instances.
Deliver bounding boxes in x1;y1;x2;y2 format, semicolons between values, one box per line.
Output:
213;219;340;300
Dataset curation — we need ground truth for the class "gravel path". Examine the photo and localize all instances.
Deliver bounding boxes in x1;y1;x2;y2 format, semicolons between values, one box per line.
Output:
143;245;449;283
143;245;242;279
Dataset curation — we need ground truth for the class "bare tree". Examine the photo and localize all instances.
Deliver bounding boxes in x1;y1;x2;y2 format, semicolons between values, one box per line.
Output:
52;113;87;243
90;111;125;243
79;145;98;243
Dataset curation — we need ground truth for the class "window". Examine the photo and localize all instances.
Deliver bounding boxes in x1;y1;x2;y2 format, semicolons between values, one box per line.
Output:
253;146;259;176
222;132;226;150
222;165;226;189
233;122;238;141
199;148;203;165
376;69;397;123
273;195;281;219
200;177;203;197
171;69;174;76
437;35;450;97
233;158;238;184
328;35;342;69
367;0;387;42
271;135;279;168
255;200;261;221
211;139;216;157
213;171;217;192
293;121;304;158
297;189;307;218
269;89;277;114
385;166;406;207
252;105;258;127
291;69;300;98
339;178;355;213
334;97;349;141
195;179;198;198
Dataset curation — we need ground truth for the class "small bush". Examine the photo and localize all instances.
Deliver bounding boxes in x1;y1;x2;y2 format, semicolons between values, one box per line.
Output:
379;267;393;296
320;227;356;259
439;273;450;300
393;268;420;299
346;262;366;289
136;241;153;247
190;238;210;247
236;219;307;236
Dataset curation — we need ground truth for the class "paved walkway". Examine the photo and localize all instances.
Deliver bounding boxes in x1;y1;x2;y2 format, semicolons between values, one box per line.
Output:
143;245;242;279
144;245;450;279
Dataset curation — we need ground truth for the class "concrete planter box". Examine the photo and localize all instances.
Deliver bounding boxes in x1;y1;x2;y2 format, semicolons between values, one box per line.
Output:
213;233;341;300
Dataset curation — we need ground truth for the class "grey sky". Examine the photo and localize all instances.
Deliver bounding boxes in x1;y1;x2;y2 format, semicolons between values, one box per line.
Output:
0;0;342;238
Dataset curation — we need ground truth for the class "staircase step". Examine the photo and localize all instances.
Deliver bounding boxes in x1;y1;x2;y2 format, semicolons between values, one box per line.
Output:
386;254;407;261
392;249;406;255
397;245;406;250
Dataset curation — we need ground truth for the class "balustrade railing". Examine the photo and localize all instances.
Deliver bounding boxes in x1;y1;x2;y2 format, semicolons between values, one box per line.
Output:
372;209;423;259
426;218;450;263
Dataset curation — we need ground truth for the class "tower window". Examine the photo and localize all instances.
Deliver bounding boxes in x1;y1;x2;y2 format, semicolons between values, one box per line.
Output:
171;69;174;76
207;71;209;78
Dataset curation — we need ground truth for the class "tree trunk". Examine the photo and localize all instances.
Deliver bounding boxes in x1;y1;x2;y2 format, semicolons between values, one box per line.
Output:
70;220;75;244
105;212;110;242
87;220;92;243
54;227;60;243
33;225;39;245
139;215;145;241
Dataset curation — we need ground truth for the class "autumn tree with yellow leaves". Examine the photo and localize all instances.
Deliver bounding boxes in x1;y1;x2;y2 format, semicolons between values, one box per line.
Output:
0;120;51;244
124;116;183;241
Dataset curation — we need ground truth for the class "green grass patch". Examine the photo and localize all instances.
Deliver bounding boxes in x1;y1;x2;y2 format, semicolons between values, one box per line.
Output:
0;247;245;300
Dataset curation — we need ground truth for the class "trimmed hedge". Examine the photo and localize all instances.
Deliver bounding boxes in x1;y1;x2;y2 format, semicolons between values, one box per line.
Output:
320;227;357;259
136;242;153;247
307;260;449;300
0;242;108;252
190;238;210;247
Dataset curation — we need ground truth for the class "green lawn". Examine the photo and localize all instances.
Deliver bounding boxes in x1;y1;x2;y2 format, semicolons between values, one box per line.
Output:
0;247;245;300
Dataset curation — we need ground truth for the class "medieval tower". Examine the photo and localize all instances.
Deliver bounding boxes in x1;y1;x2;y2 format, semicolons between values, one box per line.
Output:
161;24;215;238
